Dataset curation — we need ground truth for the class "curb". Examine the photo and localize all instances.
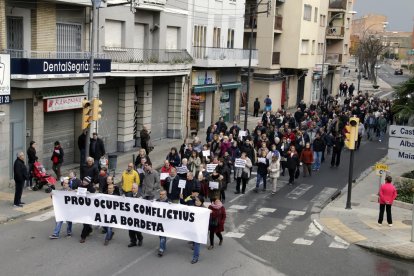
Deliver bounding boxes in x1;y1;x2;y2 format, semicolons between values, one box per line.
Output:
356;242;414;261
0;204;53;225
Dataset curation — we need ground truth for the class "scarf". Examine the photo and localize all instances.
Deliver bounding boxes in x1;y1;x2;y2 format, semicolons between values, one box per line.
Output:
210;201;223;209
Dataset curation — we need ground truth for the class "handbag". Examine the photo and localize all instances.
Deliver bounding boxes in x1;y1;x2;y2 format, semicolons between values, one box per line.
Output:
209;218;219;227
295;167;300;179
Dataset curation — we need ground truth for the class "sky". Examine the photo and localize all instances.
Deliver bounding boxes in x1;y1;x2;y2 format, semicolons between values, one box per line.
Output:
353;0;414;32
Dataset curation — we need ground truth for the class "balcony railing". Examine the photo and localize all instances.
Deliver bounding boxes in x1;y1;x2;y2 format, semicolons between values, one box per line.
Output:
4;49;105;59
326;26;345;38
329;0;347;10
244;16;257;29
192;46;258;61
274;15;283;31
325;53;343;64
102;47;193;64
272;52;280;64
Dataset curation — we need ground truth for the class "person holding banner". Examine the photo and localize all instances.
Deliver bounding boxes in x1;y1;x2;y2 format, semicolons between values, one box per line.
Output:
234;153;252;194
49;179;73;239
103;184;120;246
208;197;226;250
79;176;95;243
121;163;140;197
127;183;144;247
156;189;170;257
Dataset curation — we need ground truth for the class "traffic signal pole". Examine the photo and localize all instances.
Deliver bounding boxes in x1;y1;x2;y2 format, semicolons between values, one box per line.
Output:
345;117;359;209
345;149;355;209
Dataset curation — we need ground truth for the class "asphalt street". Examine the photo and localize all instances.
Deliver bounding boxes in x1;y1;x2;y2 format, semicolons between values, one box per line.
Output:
377;63;410;88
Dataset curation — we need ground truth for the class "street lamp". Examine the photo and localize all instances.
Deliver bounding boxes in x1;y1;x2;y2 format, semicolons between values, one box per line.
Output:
320;11;356;99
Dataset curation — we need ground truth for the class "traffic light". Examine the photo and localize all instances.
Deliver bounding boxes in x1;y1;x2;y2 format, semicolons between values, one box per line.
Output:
91;98;103;121
82;99;92;130
344;117;359;150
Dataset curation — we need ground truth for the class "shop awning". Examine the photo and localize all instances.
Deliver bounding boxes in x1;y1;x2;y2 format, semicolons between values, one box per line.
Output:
193;84;217;93
40;88;85;99
221;82;242;90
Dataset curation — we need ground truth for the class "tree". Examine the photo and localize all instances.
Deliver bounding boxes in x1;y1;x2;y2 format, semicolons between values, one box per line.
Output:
392;76;414;125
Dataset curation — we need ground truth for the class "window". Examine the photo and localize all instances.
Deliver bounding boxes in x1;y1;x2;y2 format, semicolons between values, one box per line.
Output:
166;26;179;50
303;4;312;21
193;25;207;58
227;29;234;48
344;44;349;54
318;43;324;55
301;40;309;54
314;8;318;23
134;23;145;49
105;20;123;47
320;15;326;27
213;27;221;48
312;40;315;54
7;17;24;52
57;23;82;54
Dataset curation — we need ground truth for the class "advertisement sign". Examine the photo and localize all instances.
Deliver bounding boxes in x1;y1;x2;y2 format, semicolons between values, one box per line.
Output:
44;96;85;112
192;70;217;86
0;54;11;104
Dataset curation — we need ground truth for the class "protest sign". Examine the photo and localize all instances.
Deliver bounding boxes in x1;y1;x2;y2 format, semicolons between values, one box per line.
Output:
160;173;169;180
209;181;219;190
178;180;187;189
206;163;218;173
235;158;246;168
176;166;188;174
202;150;210;157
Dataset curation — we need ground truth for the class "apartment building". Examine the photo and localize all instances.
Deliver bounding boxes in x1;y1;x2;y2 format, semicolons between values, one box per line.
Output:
245;0;353;112
0;0;192;189
187;0;257;133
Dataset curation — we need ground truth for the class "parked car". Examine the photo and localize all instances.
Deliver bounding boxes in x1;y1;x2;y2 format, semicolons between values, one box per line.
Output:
375;64;381;69
394;69;403;75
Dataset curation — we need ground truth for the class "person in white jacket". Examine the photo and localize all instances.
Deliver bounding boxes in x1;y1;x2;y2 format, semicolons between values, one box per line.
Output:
269;154;280;195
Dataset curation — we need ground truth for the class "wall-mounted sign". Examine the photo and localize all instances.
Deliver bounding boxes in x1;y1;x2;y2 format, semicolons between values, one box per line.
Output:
192;70;217;86
44;96;85;112
11;58;111;79
0;54;11;104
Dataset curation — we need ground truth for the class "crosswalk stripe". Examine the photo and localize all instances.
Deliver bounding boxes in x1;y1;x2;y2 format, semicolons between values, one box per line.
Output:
293;238;314;245
305;222;322;237
26;210;55;222
258;208;277;213
286;184;313;199
329;236;350;249
258;210;305;242
229;205;248;210
258;235;279;242
288;210;306;216
224;232;245;238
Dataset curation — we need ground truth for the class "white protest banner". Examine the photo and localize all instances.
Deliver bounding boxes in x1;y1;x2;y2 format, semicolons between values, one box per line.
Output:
238;130;247;138
178;180;187;189
258;157;266;164
52;191;210;244
202;150;210;157
176;166;189;174
77;187;87;196
235;158;246;168
209;181;219;190
160;173;169;180
206;163;218;173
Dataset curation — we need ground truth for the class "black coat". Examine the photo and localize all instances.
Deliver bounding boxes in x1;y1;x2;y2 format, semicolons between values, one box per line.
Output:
164;175;181;201
14;158;28;183
27;146;37;164
312;138;326;152
78;133;86;151
183;179;200;199
80;164;99;184
286;152;300;170
89;138;105;160
256;159;269;176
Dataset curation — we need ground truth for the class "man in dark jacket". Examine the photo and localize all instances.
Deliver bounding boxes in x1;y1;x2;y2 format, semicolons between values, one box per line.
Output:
14;152;28;207
164;168;180;202
127;183;144;247
78;129;87;165
331;133;344;168
183;172;200;199
81;157;99;184
215;117;228;134
26;141;37;190
79;176;96;243
312;133;325;171
89;133;105;168
253;98;260;117
51;141;64;180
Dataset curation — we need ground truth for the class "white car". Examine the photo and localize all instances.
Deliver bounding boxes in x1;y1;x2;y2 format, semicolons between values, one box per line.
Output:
374;64;381;69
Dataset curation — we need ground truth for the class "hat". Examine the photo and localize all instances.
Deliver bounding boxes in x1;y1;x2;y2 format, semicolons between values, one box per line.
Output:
83;176;92;184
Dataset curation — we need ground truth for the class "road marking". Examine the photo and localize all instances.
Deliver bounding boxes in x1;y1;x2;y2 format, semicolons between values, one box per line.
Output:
258;210;306;242
286;184;313;199
329;236;350;249
310;187;338;212
293;238;314;245
258;208;276;213
288;210;306;216
305;222;321;237
258;235;279;242
26;210;55;222
224;232;245;238
229;205;248;210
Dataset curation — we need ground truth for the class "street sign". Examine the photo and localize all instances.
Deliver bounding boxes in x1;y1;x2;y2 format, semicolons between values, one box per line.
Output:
375;163;389;176
388;148;414;163
83;81;99;96
389;125;414;139
389;137;414;151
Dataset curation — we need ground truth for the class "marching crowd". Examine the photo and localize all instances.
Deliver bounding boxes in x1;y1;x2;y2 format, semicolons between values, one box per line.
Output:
13;88;393;264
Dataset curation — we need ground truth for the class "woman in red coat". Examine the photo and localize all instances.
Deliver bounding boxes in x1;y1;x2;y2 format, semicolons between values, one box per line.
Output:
300;143;314;177
378;175;398;227
208;197;226;249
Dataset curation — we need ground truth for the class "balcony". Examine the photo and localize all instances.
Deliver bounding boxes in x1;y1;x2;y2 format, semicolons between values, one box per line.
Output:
272;52;280;65
325;53;343;65
192;46;258;68
329;0;347;10
326;26;345;39
102;47;192;76
5;49;110;80
131;0;166;11
244;16;257;30
274;15;283;32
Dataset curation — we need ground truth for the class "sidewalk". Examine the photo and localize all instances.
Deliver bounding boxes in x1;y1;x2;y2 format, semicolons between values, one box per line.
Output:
0;115;260;224
313;158;414;260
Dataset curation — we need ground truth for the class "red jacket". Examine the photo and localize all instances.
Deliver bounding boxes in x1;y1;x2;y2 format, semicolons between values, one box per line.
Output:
160;166;173;186
379;183;397;205
300;149;314;164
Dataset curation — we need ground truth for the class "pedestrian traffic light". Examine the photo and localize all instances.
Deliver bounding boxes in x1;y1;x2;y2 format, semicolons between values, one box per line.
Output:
344;117;359;150
82;99;92;130
92;98;103;121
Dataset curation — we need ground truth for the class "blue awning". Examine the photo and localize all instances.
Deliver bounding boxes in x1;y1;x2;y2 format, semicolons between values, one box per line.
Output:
193;84;217;93
221;82;242;90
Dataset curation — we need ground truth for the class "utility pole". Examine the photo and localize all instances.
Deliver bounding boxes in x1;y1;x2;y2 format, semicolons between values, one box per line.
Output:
85;0;100;163
244;0;271;130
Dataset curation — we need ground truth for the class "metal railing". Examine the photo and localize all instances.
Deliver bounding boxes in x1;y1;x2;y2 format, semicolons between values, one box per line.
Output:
102;47;192;64
136;0;166;5
325;53;343;64
329;0;347;10
4;49;106;59
272;52;280;64
326;26;345;37
244;16;257;29
274;15;283;31
192;46;258;60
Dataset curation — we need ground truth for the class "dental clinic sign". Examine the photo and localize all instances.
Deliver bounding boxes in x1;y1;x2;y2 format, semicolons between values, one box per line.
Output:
11;58;111;79
0;54;11;104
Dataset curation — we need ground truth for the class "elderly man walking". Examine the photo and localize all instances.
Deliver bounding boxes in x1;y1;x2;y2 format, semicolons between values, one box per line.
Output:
14;152;28;207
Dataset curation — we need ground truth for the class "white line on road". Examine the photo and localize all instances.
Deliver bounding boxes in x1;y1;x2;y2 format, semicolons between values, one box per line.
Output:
329;236;350;249
224;232;245;238
305;222;322;238
293;238;314;245
286;184;313;200
258;210;306;242
26;210;55;222
288;210;306;216
229;205;248;210
258;208;277;213
258;235;279;242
